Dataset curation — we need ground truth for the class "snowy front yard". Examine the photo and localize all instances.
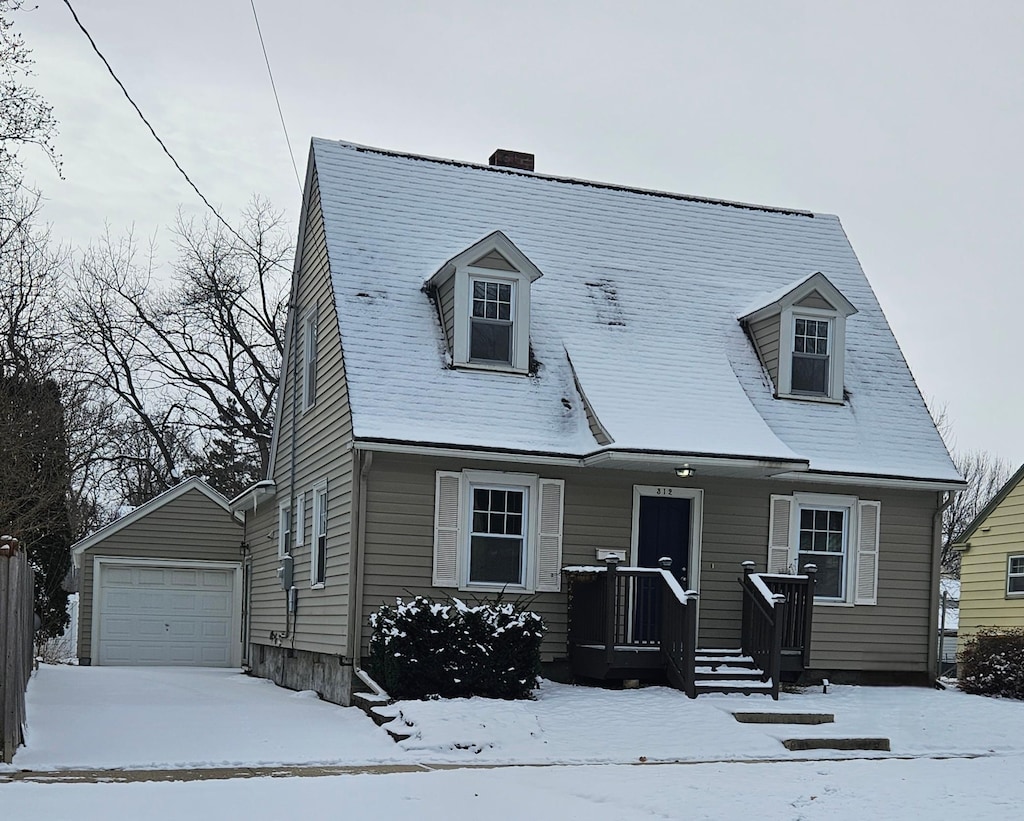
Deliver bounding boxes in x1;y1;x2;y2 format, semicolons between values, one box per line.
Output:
3;665;1024;819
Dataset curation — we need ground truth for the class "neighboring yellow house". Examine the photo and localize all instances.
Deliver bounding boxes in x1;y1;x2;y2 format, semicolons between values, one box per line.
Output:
952;464;1024;656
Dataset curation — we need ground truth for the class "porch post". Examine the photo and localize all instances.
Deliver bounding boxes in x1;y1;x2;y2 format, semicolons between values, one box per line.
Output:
801;563;817;669
740;561;755;654
604;556;619;667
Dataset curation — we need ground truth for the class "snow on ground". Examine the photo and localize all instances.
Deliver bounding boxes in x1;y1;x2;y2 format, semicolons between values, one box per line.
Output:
4;756;1023;821
4;665;1024;819
8;665;1024;771
9;665;402;771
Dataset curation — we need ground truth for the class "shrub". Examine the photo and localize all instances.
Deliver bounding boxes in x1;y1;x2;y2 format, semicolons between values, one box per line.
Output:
958;628;1024;699
368;595;545;700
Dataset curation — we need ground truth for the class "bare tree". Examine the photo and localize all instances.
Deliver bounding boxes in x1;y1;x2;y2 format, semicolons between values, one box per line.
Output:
930;402;1013;575
68;199;291;501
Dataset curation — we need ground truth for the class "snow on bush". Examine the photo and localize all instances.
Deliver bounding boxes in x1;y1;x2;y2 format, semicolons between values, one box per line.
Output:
958;628;1024;700
369;595;545;700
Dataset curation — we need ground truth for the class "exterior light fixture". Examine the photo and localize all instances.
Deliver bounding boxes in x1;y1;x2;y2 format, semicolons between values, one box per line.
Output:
675;465;695;478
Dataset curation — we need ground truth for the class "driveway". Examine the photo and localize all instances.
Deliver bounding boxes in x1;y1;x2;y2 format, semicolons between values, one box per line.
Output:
9;665;401;771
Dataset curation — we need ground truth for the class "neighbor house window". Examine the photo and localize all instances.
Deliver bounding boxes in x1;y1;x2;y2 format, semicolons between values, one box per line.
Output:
311;481;327;587
278;503;291;558
791;317;830;395
469;485;526;585
797;506;847;600
294;493;305;547
432;470;564;594
1008;555;1024;596
767;493;880;605
470;279;515;365
302;309;318;411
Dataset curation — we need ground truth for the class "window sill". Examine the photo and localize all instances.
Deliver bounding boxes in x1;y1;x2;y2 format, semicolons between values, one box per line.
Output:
813;599;854;607
777;392;845;405
458;583;532;595
454;361;529;375
310;583;325;590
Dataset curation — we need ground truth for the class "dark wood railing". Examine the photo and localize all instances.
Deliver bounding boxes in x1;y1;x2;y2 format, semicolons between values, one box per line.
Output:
739;563;785;699
565;558;698;697
739;561;817;698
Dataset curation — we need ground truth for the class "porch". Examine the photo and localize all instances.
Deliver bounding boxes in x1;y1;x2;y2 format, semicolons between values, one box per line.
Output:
563;559;817;699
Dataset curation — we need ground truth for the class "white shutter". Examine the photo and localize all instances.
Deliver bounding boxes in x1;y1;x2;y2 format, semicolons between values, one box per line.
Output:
767;495;793;573
535;478;565;592
854;500;881;605
432;471;462;587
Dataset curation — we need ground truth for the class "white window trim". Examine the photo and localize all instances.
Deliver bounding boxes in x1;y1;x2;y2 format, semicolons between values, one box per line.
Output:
777;306;847;403
310;480;327;589
294;492;305;547
461;470;537;593
301;308;318;412
453;266;531;374
792;492;855;605
1007;554;1024;598
277;502;291;558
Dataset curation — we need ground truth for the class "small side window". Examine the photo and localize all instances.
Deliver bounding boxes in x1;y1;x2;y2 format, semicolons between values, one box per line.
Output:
1009;555;1024;596
311;481;328;587
278;503;291;558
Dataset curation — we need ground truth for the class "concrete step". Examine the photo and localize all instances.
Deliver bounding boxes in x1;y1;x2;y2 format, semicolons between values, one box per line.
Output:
733;712;835;725
782;737;890;752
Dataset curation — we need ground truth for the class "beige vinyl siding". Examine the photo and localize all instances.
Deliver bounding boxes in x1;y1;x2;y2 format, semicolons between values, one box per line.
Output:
795;290;835;311
470;250;517;271
248;167;355;658
78;489;243;660
359;452;939;673
957;477;1024;652
437;277;455;352
748;314;781;390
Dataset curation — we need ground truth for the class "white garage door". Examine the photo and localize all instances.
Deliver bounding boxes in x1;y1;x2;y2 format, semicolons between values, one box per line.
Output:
96;562;237;666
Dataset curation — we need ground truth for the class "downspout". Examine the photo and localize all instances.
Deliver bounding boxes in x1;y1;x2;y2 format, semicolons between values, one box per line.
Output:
349;449;386;698
930;490;955;683
283;253;302;645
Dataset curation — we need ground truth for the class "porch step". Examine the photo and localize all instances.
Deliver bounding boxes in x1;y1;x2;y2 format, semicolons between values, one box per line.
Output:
694;680;775;695
694;666;766;682
692;648;775;695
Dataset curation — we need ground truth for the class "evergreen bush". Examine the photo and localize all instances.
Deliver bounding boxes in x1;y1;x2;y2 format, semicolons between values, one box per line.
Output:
958;628;1024;699
368;596;545;700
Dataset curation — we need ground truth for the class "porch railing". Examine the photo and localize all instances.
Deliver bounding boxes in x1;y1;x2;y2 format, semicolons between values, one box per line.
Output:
565;557;698;697
739;562;817;697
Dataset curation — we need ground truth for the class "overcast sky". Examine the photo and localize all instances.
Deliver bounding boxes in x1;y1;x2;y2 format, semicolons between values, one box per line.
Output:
14;1;1024;467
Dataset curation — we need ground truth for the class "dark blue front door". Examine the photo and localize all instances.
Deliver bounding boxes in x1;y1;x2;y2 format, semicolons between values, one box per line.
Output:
638;496;691;585
633;495;692;643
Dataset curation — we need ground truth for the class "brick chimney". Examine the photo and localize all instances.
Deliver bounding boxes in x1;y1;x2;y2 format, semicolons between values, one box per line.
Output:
488;149;534;172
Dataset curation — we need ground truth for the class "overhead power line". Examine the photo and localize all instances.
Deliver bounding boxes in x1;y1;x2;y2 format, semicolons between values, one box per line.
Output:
59;0;293;272
250;0;302;194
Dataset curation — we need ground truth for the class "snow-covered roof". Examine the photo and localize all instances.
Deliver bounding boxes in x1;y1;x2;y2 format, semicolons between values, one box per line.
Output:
312;139;960;483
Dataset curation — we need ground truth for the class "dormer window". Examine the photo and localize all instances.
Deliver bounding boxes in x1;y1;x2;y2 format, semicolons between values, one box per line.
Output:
426;231;543;374
791;316;831;395
470;279;515;364
739;271;857;404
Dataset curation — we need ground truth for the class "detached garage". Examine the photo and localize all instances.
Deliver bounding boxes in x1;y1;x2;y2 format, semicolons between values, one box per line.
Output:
71;478;245;667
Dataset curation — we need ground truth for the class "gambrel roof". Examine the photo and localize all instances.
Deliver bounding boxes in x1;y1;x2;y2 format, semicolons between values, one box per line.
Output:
310;139;959;484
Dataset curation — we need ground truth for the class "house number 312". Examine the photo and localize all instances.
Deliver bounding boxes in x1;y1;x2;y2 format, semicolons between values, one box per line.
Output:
654;487;675;496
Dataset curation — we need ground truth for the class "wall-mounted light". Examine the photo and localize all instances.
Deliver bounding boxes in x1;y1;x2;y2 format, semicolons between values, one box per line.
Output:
675;465;695;478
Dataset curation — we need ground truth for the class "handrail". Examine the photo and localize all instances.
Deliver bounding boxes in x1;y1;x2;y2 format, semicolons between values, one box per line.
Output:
739;562;782;700
564;558;698;697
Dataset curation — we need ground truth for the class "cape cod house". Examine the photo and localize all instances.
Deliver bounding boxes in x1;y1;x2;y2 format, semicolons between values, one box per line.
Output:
230;140;963;704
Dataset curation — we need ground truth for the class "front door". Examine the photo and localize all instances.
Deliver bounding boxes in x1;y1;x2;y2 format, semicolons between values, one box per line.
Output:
637;495;692;586
632;494;693;643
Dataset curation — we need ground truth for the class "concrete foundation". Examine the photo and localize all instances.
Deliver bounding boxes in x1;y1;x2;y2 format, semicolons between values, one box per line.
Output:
248;643;354;706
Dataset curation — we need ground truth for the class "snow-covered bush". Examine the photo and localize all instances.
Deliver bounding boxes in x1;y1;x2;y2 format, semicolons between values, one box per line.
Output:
958;629;1024;699
368;596;545;700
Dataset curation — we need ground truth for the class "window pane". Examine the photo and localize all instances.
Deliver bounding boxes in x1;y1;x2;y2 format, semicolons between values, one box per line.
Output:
800;551;843;598
470;319;512;363
1010;556;1024;574
474;488;489;510
791;354;828;394
1009;576;1024;593
795;319;806;335
486;282;498;300
469;536;523;584
506;512;522;536
474;281;485;299
498;303;511;321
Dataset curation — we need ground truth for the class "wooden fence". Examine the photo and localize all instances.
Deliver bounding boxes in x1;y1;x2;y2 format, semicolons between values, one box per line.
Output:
1;536;35;764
